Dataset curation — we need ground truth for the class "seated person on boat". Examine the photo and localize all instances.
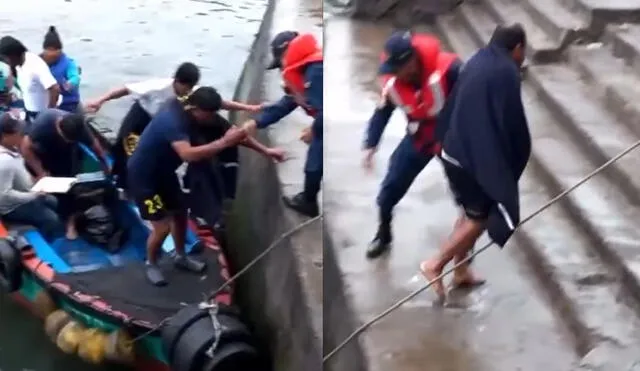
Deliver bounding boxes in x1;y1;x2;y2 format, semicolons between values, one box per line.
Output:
20;108;110;180
0;112;64;240
127;86;248;286
41;26;82;113
84;62;262;189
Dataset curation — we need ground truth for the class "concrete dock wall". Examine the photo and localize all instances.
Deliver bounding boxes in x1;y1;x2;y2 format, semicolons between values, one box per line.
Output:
224;0;322;370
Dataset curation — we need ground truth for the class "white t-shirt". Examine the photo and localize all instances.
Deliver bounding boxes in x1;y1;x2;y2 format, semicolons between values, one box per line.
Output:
125;78;200;117
125;78;175;117
16;52;58;113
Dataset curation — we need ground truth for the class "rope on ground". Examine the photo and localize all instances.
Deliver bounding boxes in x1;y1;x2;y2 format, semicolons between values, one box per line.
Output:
129;214;322;343
323;139;640;363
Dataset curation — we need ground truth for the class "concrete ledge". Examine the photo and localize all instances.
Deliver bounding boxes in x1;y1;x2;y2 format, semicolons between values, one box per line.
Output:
224;0;322;370
352;0;457;24
323;222;369;371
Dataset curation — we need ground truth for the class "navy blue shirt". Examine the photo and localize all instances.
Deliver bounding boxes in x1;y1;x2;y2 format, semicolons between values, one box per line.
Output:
127;99;189;183
28;108;92;176
363;59;463;149
255;61;323;139
441;45;530;246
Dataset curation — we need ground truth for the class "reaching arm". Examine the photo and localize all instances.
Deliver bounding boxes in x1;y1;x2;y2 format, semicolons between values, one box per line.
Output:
20;136;47;178
254;95;298;129
240;136;271;156
93;86;130;106
221;100;260;112
65;59;81;88
171;133;245;163
363;99;395;149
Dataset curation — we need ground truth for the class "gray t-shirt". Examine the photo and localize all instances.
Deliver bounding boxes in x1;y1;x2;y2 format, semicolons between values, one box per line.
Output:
0;145;37;214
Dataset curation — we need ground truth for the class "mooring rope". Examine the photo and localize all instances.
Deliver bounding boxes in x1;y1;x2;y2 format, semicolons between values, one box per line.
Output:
129;214;322;343
322;139;640;363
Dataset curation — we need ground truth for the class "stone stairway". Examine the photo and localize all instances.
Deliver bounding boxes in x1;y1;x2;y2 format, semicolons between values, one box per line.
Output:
430;0;640;368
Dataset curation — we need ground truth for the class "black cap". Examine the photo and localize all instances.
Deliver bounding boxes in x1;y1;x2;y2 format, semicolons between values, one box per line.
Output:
43;26;63;49
266;31;299;70
186;86;222;112
379;31;415;75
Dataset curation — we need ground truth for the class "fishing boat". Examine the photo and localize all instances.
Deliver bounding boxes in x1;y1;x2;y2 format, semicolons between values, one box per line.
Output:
0;122;262;371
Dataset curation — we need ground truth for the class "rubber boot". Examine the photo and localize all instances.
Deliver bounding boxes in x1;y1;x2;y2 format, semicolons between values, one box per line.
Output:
283;192;320;218
366;213;392;259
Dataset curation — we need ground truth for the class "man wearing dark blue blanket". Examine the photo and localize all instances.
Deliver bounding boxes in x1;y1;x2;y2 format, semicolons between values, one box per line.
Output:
420;24;531;301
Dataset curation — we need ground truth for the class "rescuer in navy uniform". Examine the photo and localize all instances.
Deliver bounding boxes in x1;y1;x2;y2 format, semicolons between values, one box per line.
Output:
421;24;531;302
362;31;463;259
242;31;323;218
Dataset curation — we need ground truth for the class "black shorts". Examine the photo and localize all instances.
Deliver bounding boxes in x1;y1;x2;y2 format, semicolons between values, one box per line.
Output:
128;174;185;221
442;158;493;221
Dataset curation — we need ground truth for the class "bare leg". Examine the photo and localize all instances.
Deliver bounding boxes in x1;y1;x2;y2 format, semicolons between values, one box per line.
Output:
145;219;171;286
65;214;79;240
171;211;206;273
170;211;188;256
420;216;486;301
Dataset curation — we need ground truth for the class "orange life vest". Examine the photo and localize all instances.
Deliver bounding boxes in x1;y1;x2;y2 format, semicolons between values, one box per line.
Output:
379;34;457;153
281;33;323;117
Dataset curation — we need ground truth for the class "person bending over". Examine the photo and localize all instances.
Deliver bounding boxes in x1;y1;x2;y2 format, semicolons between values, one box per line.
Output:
127;86;251;286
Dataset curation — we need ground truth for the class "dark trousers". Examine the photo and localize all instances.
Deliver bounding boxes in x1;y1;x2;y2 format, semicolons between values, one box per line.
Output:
58;101;80;113
377;135;434;223
4;196;65;240
303;137;323;201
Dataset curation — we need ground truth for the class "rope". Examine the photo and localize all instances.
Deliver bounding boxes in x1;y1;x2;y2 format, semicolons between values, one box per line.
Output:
129;214;322;343
323;139;640;363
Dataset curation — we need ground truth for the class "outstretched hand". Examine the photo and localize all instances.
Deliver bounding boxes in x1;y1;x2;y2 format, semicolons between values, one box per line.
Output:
266;147;287;163
300;126;313;144
84;100;102;114
362;148;376;173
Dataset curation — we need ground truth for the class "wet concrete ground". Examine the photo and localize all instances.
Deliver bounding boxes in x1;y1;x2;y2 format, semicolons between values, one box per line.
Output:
0;0;265;370
323;17;580;371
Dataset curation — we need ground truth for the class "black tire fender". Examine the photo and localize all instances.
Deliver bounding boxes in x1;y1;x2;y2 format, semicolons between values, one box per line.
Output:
161;305;209;363
203;342;260;371
161;304;242;365
0;237;22;293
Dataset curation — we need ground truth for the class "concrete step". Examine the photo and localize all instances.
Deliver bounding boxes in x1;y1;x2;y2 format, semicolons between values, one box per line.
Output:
482;0;561;62
607;24;640;76
520;0;593;42
457;0;501;47
517;84;640;357
576;0;640;24
435;11;480;60
527;63;640;208
569;42;640;138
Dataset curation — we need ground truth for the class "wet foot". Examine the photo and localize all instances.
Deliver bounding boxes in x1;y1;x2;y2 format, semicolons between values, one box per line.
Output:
451;274;486;290
145;264;167;286
174;255;207;273
420;260;446;303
